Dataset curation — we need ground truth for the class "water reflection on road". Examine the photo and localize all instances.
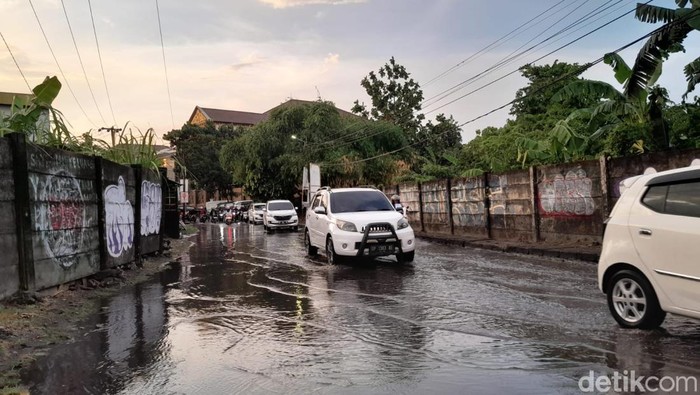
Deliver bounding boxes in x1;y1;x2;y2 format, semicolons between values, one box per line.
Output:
25;223;700;394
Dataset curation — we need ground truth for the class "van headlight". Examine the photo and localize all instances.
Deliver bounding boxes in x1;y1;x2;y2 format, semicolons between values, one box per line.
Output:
336;219;357;232
397;218;409;230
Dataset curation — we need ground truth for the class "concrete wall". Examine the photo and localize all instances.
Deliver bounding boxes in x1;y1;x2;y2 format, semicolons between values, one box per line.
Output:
392;147;700;245
139;170;163;255
537;160;604;244
0;138;19;298
607;148;700;207
400;183;422;231
0;134;170;300
488;170;533;242
451;176;487;237
421;180;450;235
102;160;136;268
27;145;100;290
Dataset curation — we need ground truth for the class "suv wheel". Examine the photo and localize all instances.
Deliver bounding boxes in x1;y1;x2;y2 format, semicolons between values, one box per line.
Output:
607;270;666;329
326;236;339;265
305;229;317;256
397;251;414;263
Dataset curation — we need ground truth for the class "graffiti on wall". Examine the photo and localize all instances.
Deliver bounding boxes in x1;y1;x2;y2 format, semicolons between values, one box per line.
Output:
104;177;134;258
141;180;162;236
539;169;595;217
422;183;449;224
489;175;508;228
30;170;89;268
452;179;485;227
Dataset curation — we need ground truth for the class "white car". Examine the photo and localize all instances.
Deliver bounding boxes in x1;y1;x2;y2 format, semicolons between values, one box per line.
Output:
248;203;266;224
304;187;416;264
598;166;700;329
264;200;299;232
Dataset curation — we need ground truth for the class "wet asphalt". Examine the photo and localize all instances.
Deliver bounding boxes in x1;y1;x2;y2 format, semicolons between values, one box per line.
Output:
24;222;700;394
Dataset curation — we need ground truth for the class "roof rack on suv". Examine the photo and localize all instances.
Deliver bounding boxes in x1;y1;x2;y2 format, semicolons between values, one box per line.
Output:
318;186;332;192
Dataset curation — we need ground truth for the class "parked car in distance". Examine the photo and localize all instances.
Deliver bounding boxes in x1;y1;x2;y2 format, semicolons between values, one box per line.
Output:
598;166;700;329
248;203;266;224
264;200;299;232
304;187;415;265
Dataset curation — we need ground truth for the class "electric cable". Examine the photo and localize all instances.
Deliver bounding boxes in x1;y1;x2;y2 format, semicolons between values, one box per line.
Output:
0;31;32;92
423;0;625;109
424;0;569;87
60;0;107;125
27;0;97;127
319;13;694;168
87;0;118;126
155;0;175;129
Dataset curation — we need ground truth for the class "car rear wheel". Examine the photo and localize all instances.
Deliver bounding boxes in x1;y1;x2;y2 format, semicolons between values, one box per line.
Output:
607;270;666;329
326;236;339;265
305;229;317;256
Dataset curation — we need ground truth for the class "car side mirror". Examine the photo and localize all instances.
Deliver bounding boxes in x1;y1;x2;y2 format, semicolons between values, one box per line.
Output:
313;206;326;215
295;206;299;210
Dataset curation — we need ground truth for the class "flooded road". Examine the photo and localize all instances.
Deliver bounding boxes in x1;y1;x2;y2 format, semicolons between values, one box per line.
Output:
26;223;700;394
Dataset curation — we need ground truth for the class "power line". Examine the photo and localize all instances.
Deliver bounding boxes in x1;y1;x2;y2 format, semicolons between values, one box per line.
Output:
424;2;644;115
87;0;118;126
155;0;175;129
0;31;32;92
423;0;622;109
60;0;107;125
27;0;97;127
319;1;630;152
424;0;568;87
320;13;691;168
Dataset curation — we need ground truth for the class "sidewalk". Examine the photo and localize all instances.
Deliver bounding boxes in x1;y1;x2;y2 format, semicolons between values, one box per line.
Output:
414;232;601;263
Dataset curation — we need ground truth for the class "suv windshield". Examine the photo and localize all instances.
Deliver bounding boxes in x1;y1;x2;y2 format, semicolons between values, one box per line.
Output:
268;201;294;211
330;191;394;213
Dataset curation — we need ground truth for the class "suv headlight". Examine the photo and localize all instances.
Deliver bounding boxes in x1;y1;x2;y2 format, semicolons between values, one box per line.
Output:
397;218;409;230
336;219;357;232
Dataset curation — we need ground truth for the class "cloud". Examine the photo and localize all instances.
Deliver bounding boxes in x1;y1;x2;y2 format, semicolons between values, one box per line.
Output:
258;0;366;9
324;53;340;65
230;53;266;71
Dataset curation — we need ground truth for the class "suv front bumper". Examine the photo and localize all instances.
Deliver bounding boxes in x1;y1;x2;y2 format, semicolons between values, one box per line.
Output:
331;223;415;257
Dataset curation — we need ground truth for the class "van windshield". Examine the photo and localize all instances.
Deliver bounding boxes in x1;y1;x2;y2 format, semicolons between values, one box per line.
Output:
268;202;294;211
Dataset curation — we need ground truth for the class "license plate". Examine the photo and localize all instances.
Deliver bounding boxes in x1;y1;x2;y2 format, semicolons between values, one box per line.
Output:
369;244;391;253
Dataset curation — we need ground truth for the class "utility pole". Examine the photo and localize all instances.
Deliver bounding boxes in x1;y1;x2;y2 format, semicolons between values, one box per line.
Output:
98;127;122;147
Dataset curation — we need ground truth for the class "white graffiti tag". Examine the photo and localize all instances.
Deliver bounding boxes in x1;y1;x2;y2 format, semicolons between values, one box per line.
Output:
141;180;162;236
539;169;595;217
104;176;134;258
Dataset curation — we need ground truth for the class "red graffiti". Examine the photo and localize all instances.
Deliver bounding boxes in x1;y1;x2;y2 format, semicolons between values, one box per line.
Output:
49;201;84;230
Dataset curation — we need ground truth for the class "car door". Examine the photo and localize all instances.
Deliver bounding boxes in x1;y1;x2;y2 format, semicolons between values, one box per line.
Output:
308;194;324;246
629;180;700;312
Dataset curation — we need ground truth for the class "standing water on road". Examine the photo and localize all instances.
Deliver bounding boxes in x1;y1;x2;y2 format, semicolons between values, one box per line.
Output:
25;223;700;394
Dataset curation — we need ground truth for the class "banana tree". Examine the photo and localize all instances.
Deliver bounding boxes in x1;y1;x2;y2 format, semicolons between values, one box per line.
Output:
634;0;700;99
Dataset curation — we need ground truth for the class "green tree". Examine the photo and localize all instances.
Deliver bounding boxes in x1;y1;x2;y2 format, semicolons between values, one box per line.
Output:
164;122;240;194
352;57;425;142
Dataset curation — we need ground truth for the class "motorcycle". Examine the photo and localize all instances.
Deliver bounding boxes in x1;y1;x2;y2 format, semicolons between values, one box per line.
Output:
224;211;234;225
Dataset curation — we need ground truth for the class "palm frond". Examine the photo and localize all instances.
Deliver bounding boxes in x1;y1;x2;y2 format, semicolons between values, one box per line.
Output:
635;4;677;24
683;56;700;99
604;53;632;84
624;22;692;100
552;80;625;103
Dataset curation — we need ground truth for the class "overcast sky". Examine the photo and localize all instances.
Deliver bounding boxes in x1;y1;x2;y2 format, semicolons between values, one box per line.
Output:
1;0;698;144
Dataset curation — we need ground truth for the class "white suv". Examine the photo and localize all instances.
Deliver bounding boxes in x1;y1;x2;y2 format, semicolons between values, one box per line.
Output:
264;200;299;232
304;187;416;264
598;166;700;329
